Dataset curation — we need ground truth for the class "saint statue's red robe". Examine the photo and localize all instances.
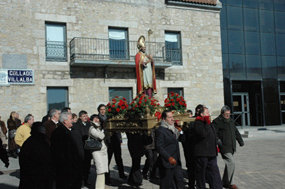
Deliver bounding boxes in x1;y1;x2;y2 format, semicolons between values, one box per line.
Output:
135;52;157;95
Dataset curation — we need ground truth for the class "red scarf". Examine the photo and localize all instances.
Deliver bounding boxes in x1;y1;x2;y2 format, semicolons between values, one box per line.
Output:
195;116;211;125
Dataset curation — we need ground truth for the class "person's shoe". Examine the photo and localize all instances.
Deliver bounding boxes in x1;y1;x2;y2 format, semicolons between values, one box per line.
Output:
83;180;91;187
119;174;127;180
230;184;239;189
127;180;142;187
143;173;149;180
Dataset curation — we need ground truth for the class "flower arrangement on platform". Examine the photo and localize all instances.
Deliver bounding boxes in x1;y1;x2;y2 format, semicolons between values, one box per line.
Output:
106;96;129;118
129;94;160;117
164;92;187;113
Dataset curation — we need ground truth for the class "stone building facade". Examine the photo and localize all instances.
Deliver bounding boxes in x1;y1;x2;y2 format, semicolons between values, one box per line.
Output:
0;0;223;121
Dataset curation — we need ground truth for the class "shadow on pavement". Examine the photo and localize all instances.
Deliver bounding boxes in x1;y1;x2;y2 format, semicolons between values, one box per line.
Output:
0;184;18;189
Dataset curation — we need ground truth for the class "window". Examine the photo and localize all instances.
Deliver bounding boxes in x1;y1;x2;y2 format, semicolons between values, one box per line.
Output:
260;33;276;56
47;87;68;110
109;87;133;103
244;8;259;32
276;34;285;56
229;54;246;79
259;0;273;10
277;56;285;79
108;28;129;59
45;23;67;61
220;6;227;30
245;32;260;55
262;56;277;79
259;10;274;33
167;88;184;97
228;30;244;54
221;30;228;54
165;31;182;65
227;6;243;30
222;54;230;78
246;55;262;79
275;12;285;33
243;0;258;8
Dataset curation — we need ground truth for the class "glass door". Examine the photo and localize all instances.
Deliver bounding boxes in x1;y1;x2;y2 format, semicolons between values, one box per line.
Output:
281;93;285;124
232;92;250;126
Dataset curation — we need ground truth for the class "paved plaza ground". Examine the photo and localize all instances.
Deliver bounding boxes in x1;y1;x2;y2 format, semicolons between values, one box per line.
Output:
1;126;285;189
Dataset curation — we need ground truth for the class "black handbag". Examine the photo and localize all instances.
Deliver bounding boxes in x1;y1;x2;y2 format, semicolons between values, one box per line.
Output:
84;136;102;151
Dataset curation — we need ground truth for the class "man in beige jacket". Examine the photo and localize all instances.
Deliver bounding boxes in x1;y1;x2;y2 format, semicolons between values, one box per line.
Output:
15;114;34;147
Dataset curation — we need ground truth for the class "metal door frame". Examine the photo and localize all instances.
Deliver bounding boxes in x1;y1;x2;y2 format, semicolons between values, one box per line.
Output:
232;92;251;126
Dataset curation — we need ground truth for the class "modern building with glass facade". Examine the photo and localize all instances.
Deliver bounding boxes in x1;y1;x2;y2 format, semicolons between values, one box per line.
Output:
220;0;285;126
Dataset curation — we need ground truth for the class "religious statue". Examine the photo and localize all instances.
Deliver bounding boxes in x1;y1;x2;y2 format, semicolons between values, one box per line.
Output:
135;35;157;97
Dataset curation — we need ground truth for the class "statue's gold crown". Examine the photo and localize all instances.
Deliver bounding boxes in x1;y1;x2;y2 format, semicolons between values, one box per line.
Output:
137;35;145;50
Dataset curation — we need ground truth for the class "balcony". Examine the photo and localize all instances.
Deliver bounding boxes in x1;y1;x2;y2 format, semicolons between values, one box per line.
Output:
70;37;174;68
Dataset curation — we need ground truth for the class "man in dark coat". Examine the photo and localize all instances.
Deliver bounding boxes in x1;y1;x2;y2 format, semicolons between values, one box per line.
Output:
212;105;244;189
51;112;82;189
72;110;92;187
142;127;158;180
126;132;146;187
155;110;184;189
193;106;222;189
19;122;53;189
43;109;60;140
97;104;126;184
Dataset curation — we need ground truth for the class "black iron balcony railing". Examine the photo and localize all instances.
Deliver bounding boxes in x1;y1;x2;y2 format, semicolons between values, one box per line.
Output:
46;41;67;61
70;37;179;68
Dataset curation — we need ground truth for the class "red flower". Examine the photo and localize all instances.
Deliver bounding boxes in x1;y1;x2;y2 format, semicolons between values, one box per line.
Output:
172;102;175;106
116;108;120;112
121;106;125;110
155;111;162;121
112;105;115;108
108;108;111;112
145;99;147;102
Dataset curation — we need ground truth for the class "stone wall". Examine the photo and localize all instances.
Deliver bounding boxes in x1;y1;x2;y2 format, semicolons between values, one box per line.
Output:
0;0;224;121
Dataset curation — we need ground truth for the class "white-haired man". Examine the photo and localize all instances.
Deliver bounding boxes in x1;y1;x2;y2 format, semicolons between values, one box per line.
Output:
51;112;82;189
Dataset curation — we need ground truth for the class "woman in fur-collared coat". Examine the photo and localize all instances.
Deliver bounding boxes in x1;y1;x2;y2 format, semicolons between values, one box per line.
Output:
89;114;108;189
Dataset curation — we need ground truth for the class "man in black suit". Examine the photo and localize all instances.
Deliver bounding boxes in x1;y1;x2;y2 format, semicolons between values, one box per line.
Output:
73;110;92;187
43;109;60;141
155;110;184;189
51;112;82;189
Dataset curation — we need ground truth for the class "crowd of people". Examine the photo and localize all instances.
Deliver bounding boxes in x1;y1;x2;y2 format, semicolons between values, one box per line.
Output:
0;104;244;189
